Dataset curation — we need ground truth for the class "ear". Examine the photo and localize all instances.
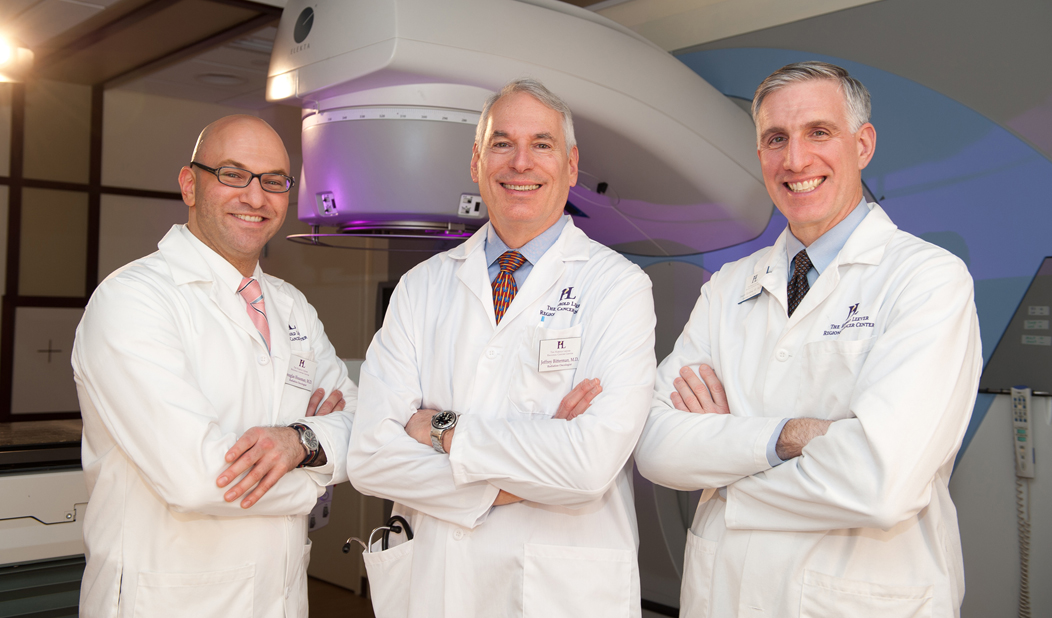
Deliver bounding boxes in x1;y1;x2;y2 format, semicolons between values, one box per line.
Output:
178;166;197;207
856;123;876;170
470;143;481;183
567;145;579;188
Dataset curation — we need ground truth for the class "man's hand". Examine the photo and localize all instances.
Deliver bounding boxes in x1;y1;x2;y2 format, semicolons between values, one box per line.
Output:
217;426;305;508
775;418;833;460
553;378;602;420
406;409;440;448
308;388;345;417
671;365;730;415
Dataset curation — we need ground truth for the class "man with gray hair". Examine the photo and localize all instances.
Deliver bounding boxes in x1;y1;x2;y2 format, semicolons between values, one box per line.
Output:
636;62;981;616
348;78;656;617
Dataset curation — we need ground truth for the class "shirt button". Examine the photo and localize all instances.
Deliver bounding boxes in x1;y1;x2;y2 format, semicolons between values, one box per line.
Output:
258;354;269;365
775;349;790;361
453;529;464;540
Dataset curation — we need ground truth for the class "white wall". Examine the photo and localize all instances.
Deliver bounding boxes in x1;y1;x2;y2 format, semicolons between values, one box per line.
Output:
950;394;1052;617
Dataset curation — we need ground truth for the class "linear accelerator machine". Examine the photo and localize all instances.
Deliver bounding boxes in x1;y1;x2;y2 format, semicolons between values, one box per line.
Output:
266;0;772;611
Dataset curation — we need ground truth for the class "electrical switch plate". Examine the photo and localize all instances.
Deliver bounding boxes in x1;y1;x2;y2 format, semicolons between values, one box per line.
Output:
316;192;338;216
458;194;485;218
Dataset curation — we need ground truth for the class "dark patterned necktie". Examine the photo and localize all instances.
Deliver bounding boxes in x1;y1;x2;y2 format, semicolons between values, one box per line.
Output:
787;250;812;317
492;251;527;324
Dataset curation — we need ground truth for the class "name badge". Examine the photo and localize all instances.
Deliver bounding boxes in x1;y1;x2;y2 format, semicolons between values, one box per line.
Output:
738;274;762;304
538;337;581;372
286;355;318;391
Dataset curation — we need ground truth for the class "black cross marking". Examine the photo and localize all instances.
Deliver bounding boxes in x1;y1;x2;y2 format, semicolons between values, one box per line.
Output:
37;339;62;363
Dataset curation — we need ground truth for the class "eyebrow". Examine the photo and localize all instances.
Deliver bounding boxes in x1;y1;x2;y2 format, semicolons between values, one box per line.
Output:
489;131;557;142
216;159;289;175
760;119;841;142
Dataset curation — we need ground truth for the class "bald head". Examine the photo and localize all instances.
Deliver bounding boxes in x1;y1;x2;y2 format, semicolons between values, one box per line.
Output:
191;115;290;174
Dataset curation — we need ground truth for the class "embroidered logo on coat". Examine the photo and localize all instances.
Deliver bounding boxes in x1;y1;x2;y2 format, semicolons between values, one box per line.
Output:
823;303;874;336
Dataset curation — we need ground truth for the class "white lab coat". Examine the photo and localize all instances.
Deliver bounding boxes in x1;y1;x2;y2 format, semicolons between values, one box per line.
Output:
348;218;656;618
73;225;356;618
636;204;982;618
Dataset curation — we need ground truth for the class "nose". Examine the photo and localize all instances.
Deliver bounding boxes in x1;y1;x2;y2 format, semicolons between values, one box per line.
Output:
241;176;268;208
509;144;534;172
783;137;812;172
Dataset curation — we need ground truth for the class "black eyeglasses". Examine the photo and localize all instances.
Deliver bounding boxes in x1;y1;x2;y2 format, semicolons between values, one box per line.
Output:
190;162;296;194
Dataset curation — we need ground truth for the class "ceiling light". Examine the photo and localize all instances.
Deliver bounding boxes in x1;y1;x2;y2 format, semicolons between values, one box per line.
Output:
0;35;33;83
196;73;247;86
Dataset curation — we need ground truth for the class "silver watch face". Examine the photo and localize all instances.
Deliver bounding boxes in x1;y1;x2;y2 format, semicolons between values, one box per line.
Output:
432;411;457;430
298;425;319;451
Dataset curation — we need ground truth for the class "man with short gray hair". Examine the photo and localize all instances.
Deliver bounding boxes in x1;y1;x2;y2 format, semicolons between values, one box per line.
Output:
349;78;656;617
636;62;981;616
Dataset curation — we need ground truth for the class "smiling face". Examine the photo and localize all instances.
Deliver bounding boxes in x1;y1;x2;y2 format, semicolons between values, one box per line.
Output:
755;79;876;246
180;116;291;275
470;91;579;249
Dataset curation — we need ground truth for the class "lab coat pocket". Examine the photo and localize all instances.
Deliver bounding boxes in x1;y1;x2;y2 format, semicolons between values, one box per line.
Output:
509;324;584;416
133;564;254;618
680;528;717;618
522;543;632;618
362;538;414;618
797;338;876;417
800;570;933;618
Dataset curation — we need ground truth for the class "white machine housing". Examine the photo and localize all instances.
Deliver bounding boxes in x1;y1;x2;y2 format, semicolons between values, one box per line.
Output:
267;0;771;255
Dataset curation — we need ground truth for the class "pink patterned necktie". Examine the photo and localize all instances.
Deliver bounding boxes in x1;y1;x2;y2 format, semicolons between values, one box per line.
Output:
238;277;271;353
492;251;527;324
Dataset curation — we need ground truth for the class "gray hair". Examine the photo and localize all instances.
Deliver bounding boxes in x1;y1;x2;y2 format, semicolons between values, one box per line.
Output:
475;78;577;155
751;61;871;135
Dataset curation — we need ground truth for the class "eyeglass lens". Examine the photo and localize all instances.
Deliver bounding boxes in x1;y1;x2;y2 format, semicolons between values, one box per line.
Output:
215;167;292;193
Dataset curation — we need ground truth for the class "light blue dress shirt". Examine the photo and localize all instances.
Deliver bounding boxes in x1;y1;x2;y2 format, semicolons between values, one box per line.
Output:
484;215;569;286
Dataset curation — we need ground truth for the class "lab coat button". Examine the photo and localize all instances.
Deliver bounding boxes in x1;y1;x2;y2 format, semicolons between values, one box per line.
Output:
775;349;789;361
453;529;464;540
486;348;497;359
257;354;269;365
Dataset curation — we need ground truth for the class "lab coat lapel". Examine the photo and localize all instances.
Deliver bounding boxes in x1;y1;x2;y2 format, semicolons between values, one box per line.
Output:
754;230;789;314
262;276;294;424
160;225;267;352
453;226;497;326
789;203;896;322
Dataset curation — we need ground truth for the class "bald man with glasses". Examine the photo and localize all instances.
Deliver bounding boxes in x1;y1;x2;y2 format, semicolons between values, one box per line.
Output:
73;115;355;618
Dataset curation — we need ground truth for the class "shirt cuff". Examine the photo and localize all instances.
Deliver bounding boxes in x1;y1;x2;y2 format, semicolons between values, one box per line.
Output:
766;418;791;467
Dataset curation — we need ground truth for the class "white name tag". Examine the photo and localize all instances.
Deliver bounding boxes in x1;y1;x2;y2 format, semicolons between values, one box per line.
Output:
538;337;581;372
738;274;762;304
286;355;318;391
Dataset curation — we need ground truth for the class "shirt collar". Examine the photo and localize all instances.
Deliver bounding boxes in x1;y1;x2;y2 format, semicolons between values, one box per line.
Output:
786;197;868;275
485;214;569;268
178;225;262;293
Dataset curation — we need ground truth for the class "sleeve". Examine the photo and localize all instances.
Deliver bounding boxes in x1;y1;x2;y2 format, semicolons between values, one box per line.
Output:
448;270;657;507
725;254;983;532
291;294;356;487
347;274;502;529
72;277;320;518
635;272;786;491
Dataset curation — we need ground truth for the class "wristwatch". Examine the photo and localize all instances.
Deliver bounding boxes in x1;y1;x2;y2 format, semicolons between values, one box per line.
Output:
430;410;458;454
290;423;320;468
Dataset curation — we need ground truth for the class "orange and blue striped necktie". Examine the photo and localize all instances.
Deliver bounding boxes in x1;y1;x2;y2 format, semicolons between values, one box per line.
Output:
492;251;527;324
238;277;271;353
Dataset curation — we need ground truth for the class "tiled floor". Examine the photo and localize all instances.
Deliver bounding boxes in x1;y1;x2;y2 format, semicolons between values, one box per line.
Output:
308;577;375;617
